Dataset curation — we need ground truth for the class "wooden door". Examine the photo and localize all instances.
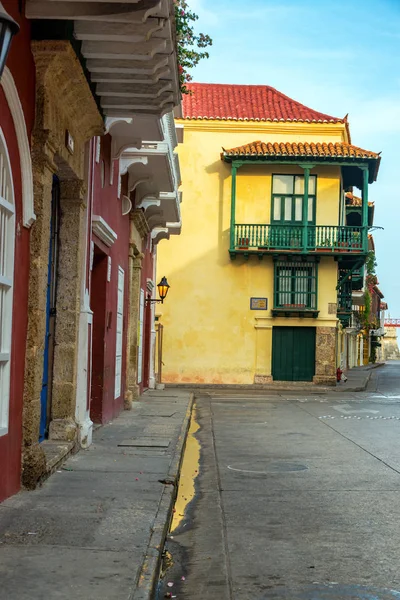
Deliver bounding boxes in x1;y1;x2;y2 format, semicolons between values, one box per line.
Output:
272;326;316;382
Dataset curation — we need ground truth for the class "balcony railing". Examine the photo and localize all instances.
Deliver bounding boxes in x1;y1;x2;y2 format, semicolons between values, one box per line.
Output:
232;224;366;254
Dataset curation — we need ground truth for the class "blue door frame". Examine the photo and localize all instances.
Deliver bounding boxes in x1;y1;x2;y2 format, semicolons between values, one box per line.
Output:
39;176;59;442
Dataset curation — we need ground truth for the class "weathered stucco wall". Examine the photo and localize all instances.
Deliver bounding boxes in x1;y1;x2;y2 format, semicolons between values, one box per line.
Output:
157;121;343;384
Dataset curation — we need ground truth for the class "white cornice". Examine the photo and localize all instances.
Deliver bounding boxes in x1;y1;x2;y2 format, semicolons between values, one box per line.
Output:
92;215;117;246
161;112;178;149
175;119;348;140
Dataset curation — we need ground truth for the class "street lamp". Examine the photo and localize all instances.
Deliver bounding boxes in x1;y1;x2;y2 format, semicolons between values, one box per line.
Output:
146;276;170;304
0;2;19;80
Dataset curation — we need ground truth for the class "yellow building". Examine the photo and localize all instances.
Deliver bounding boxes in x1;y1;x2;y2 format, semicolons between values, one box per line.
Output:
157;83;380;385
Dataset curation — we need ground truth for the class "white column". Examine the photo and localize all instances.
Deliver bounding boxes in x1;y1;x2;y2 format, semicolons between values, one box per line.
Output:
75;140;94;448
75;289;93;447
149;243;157;389
350;335;355;368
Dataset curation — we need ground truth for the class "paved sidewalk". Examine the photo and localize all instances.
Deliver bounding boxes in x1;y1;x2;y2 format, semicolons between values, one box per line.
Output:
168;363;385;395
335;362;385;392
0;389;193;600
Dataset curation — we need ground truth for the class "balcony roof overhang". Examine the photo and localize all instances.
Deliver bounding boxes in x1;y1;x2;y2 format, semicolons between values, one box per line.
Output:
138;190;181;228
222;141;381;185
223;155;379;187
121;141;178;195
26;0;180;118
105;115;164;158
151;221;181;244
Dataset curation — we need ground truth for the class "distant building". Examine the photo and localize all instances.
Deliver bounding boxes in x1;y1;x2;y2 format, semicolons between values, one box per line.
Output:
381;320;400;361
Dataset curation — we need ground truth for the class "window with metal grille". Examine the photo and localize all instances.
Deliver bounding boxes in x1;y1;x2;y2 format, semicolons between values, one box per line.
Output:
337;267;353;312
272;174;317;224
0;129;15;435
274;261;317;309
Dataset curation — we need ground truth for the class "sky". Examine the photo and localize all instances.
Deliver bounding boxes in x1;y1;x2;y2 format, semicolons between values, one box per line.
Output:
187;0;400;317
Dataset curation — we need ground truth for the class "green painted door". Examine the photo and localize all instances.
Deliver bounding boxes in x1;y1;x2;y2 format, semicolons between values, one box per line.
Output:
272;326;316;381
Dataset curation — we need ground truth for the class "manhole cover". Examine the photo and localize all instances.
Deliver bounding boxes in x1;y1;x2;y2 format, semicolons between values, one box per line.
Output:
259;584;400;599
227;461;308;474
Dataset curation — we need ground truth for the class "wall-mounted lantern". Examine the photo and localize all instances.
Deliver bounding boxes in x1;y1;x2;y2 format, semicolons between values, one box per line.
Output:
146;276;170;304
0;2;19;80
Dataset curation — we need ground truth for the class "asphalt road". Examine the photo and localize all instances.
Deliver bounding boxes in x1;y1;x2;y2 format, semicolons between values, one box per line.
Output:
157;361;400;600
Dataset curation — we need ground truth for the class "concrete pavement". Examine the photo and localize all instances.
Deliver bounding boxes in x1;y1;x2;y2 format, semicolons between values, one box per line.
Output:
0;389;193;600
157;361;400;600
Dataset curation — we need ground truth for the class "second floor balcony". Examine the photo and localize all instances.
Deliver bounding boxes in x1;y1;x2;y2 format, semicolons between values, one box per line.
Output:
230;224;367;257
222;139;380;261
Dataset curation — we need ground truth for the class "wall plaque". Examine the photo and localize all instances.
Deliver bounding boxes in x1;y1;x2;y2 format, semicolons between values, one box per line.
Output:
250;297;268;310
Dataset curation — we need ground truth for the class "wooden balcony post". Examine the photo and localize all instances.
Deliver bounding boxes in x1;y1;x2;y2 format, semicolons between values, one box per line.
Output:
362;167;369;251
230;163;237;251
302;166;310;252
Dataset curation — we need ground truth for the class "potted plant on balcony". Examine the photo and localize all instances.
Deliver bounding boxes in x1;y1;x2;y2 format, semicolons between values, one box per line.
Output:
238;237;249;249
257;237;269;251
366;273;378;287
290;237;301;249
283;303;306;309
317;238;332;252
350;231;362;250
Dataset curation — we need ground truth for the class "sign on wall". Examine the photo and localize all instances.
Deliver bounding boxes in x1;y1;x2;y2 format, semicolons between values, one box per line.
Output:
384;319;400;327
250;297;268;310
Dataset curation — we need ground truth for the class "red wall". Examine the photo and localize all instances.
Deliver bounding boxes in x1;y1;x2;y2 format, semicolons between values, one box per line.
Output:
3;0;36;132
90;135;130;423
0;0;35;502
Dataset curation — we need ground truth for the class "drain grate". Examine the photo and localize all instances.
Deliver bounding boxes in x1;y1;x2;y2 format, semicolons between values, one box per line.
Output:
118;438;170;448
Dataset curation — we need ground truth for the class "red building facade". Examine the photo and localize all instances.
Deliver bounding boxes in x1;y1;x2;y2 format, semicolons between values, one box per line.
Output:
0;0;182;502
0;0;35;501
89;134;131;424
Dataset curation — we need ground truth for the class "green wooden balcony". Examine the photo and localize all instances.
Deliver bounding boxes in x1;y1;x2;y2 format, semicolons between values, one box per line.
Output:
230;224;367;257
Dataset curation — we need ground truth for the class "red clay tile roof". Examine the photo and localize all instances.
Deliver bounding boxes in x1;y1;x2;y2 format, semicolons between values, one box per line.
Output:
222;141;380;159
182;83;345;123
345;192;374;207
345;191;362;205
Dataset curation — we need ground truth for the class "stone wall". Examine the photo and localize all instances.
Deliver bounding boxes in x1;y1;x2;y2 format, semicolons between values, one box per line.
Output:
313;326;337;386
381;328;400;361
22;41;103;488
